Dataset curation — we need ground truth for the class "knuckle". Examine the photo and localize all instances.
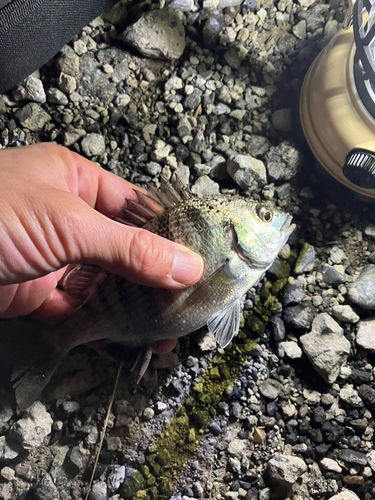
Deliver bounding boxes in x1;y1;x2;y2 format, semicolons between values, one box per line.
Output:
129;230;171;274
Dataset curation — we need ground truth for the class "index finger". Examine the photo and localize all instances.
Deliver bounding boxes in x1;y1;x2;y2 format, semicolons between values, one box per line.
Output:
68;147;146;218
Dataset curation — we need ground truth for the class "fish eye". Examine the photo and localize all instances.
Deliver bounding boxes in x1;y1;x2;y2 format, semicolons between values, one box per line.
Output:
256;205;273;222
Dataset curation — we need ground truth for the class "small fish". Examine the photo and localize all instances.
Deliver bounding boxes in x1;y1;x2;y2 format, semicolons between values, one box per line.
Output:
1;182;295;409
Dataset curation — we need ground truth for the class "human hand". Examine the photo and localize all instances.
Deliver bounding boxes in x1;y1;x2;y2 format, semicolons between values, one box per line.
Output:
0;143;203;321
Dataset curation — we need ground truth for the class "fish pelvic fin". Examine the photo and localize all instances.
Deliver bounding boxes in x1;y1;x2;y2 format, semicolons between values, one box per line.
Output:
0;318;67;411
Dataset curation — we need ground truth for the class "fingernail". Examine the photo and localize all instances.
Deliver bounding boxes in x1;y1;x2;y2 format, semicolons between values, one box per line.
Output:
172;249;204;286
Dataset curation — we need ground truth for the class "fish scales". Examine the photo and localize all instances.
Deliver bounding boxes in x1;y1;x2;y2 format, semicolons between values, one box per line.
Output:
1;182;295;409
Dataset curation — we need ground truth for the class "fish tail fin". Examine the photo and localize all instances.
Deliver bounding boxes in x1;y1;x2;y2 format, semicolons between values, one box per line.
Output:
0;318;68;411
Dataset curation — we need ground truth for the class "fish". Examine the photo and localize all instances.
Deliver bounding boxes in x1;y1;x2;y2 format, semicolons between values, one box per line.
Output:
0;181;295;410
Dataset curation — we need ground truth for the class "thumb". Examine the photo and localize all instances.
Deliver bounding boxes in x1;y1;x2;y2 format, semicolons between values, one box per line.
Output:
68;206;204;289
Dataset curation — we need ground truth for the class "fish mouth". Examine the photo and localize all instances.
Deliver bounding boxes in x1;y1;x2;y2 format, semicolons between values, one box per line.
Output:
231;216;296;269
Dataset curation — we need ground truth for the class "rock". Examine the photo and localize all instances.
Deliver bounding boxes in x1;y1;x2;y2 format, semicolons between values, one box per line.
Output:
59;72;77;94
89;481;107;500
143;407;155;420
259;379;283;400
0;391;13;426
358;384;375;412
293;20;307;39
107;465;126;493
321;264;345;286
283;302;317;329
47;88;68;105
338;449;367;466
81;133;106;157
10;402;53;450
14;75;46;103
120;8;186;61
267;454;307;486
294;243;315;274
347;265;375;309
265;141;303;182
356;318;375;352
57;50;80;76
168;0;195;12
224;43;248;70
65;445;89;478
63;128;86;147
269;316;285;341
202;11;225;49
145;161;162;176
210;422;222;435
329;491;360;500
228;438;246;458
281;279;304;306
119;467;146;499
364;224;375;238
339;385;363;407
15;103;51;131
367;450;375;472
331;305;359;323
34;473;60;500
271;108;292;132
278;341;302;359
191;175;220;196
330;245;346;264
320;458;342;473
0;467;15;481
226;153;267;191
300;313;351;384
0;436;19;461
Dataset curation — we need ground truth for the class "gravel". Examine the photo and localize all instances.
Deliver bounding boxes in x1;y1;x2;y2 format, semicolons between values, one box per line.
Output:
0;1;375;499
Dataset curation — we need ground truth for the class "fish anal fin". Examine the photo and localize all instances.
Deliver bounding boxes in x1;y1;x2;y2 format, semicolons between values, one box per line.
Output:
207;299;241;348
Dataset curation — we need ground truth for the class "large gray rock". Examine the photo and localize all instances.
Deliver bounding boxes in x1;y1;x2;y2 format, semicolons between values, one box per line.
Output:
120;8;186;60
226;153;267;191
348;265;375;309
267;454;307;486
300;313;351;384
10;401;53;450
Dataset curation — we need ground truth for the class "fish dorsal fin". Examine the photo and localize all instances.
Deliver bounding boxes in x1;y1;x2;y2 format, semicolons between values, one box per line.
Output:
207;299;241;348
59;264;108;304
121;180;187;227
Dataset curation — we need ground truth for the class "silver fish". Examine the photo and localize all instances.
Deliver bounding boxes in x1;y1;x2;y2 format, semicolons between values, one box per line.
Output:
1;182;295;409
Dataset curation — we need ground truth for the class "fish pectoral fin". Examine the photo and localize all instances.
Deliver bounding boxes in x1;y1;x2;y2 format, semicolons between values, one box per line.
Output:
207;299;241;349
58;264;108;304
